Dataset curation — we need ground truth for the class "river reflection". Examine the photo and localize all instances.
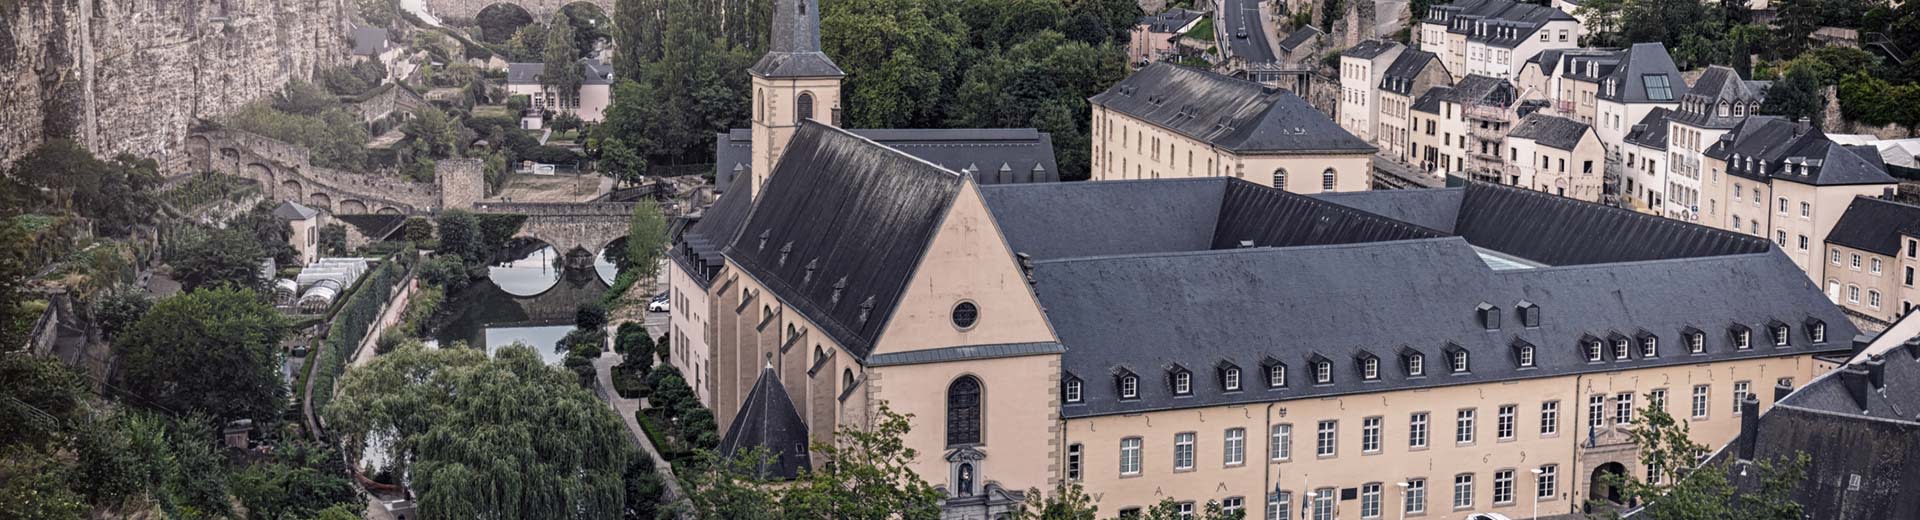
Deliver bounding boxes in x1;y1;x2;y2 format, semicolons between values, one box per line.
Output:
431;246;611;365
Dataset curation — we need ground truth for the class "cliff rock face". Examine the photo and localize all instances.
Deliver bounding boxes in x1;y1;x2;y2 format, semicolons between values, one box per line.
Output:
1;0;349;169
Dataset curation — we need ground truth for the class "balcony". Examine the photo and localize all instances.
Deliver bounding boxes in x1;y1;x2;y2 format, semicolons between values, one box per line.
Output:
1464;104;1512;123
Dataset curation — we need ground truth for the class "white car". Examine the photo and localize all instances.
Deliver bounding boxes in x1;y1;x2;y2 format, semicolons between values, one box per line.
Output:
647;295;670;313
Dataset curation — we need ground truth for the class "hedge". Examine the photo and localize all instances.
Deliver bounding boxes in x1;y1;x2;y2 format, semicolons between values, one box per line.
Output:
308;248;417;417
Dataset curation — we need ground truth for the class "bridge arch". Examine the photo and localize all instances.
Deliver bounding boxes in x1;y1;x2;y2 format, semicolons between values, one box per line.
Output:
475;3;535;44
279;179;303;201
309;193;334;212
338;199;369;214
423;0;614;23
376;207;404;216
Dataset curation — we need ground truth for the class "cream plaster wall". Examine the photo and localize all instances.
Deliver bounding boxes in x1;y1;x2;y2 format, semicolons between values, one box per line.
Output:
1090;107;1373;193
872;182;1058;355
750;75;843;199
871;353;1063;497
667;258;716;407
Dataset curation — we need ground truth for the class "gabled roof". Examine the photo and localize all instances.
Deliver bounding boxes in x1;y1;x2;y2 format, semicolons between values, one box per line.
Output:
1507;113;1591;151
1529;48;1617;78
1345;39;1401;60
752;0;844;78
722;122;964;360
718;366;813;480
1139;7;1205;33
1089;63;1375;155
1411;86;1453;114
506;59;616;86
1827;197;1920;257
714;128;1060;189
1668;66;1767;129
674;172;757;283
1623;107;1673;150
1596;42;1687;104
273;201;319;220
1278;26;1323;52
1380;50;1442;95
1423;0;1574;48
1710;117;1898;187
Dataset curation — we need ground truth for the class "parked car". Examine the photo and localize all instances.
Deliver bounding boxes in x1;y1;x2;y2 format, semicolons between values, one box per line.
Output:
648;293;670;312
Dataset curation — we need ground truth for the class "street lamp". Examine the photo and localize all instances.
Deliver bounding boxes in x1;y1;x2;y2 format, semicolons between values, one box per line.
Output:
1529;468;1544;520
1394;481;1410;520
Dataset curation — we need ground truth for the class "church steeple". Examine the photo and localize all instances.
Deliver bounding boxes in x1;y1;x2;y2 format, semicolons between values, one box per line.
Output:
749;0;844;79
747;0;843;200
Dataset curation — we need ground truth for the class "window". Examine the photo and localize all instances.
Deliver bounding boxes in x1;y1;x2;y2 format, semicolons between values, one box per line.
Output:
1779;197;1789;214
1064;379;1082;403
1225;428;1246;466
1224;367;1241;391
1833;250;1843;264
1497;405;1516;440
1268;491;1292;520
1651;388;1668;411
1518;345;1535;367
1849;284;1861;303
1493;469;1515;504
1362;417;1382;453
1067;443;1083;480
1614;392;1634;425
1871;290;1883;308
1813;322;1826;343
1316;420;1337;457
1775;324;1790;346
951;301;979;329
1315;361;1332;384
1456;409;1476;444
1735;329;1751;349
947;376;982;446
1588;394;1605;429
1173;371;1192;395
1268;364;1288;388
1406;478;1427;514
1361;483;1383;518
1643;74;1675;101
1692;385;1710;418
1363;357;1380;380
1223;497;1244;516
1689;332;1705;353
1540;401;1559;436
1802;201;1812;217
796;92;815;121
1409;412;1430;448
1537;465;1558;498
1800;235;1810;251
1587;340;1604;362
1408;353;1425;376
1777;230;1788;246
1121;375;1138;399
1451;350;1469;373
1174;433;1195;470
1120;437;1142;475
1453;474;1475;509
1873;258;1883;274
1271;424;1292;461
1734;381;1751;414
1322;169;1337;191
1311;489;1335;520
1613;338;1631;360
1273;169;1288;189
1177;502;1194;518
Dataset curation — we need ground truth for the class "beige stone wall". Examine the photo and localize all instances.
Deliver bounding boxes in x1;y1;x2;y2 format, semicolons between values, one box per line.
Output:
1822;244;1899;322
1061;353;1828;518
1409;102;1468;176
289;217;319;266
667;259;717;407
872;182;1058;355
708;263;863;445
1773;181;1888;282
1505;132;1602;202
1091;106;1374;193
871;353;1062;496
1379;91;1415;163
750;75;842;199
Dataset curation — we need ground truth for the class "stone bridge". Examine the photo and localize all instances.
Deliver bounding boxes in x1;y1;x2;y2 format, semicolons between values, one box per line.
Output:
186;130;483;215
421;0;613;21
474;201;635;260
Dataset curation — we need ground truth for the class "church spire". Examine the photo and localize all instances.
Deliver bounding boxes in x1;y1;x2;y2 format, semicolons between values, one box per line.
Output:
750;0;843;78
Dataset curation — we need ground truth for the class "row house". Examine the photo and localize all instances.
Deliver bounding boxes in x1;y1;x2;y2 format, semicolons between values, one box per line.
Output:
1089;63;1377;193
1338;40;1407;143
1518;48;1619;125
1618;107;1674;213
1592;43;1687;178
1502;113;1604;201
1408;75;1517;182
1419;0;1582;82
1705;116;1899;283
1824;197;1920;325
1376;49;1452;165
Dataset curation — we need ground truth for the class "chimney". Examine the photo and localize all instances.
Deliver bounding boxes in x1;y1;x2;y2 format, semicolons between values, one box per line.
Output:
1773;380;1793;403
1904;337;1920;359
1737;393;1760;460
1867;355;1887;390
1839;364;1872;411
1016;252;1036;284
1238;240;1256;248
1886;186;1899;200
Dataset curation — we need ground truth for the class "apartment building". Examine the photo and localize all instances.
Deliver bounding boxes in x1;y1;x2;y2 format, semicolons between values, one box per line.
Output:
1673;65;1769;229
1339;40;1407;143
1592;43;1686;160
1618;107;1674;213
1377;50;1451;164
1130;7;1206;65
1501;113;1603;201
1419;0;1582;81
1408;75;1517;181
1089;63;1376;193
505;58;616;123
1824;196;1920;324
1706;116;1898;282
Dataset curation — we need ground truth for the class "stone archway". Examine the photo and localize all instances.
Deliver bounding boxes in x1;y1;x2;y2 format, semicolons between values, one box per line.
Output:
338;199;370;214
279;179;303;201
186;136;212;171
376;207;404;215
246;163;273;184
1590;462;1627;505
309;192;334;212
475;3;535;44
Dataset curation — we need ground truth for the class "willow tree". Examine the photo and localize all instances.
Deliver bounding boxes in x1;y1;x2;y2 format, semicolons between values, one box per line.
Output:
326;342;636;519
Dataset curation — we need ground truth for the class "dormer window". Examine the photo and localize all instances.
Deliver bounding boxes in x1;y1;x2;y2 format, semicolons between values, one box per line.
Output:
1267;363;1288;388
1063;378;1083;403
1808;320;1827;343
1223;367;1242;391
1688;330;1706;354
1517;301;1540;327
1613;337;1631;360
1120;374;1139;399
1408;353;1425;376
1361;355;1381;380
1586;338;1605;362
1512;340;1536;368
1772;324;1790;347
1314;359;1333;385
1640;334;1658;358
1477;303;1501;330
1733;326;1752;350
1170;366;1192;396
1449;348;1470;374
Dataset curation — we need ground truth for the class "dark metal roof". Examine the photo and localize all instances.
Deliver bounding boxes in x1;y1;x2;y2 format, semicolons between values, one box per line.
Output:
1139;7;1205;33
1623;107;1673;150
1089;63;1375;154
1448;182;1771;264
1826;196;1920;256
751;0;844;77
1380;49;1441;95
1311;188;1465;232
273;200;318;220
1596;42;1688;103
1668;66;1767;129
1277;25;1323;52
723;122;963;360
674;172;758;285
1411;86;1452;114
1507;113;1591;151
1423;0;1573;48
719;366;813;480
1345;39;1399;60
1709;117;1898;187
715;128;1060;189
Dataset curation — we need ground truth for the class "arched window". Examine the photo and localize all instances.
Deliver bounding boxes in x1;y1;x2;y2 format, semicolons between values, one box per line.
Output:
947;376;983;446
1273;168;1288;190
843;368;855;392
1322;168;1338;190
797;92;815;121
756;89;765;120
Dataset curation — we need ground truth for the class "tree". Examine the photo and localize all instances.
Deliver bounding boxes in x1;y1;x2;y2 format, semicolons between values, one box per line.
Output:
0;221;34;350
544;11;585;99
319;223;349;256
92;285;152;342
435;209;486;265
680;404;944;519
0;354;87;448
325;341;636;519
403;106;460;160
623;200;668;282
115;286;287;424
1761;64;1826;126
171;229;269;293
1011;483;1099;520
1138;498;1243;520
272;79;341;116
5;140;161;238
230;441;359;519
230;201;298;267
475;3;535;44
1591;393;1810;520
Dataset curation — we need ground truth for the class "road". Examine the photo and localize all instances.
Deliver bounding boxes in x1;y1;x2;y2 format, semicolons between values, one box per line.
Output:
1220;0;1279;64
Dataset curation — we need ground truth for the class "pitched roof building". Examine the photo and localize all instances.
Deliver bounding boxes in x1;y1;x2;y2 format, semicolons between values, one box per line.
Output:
1419;0;1582;81
714;128;1059;191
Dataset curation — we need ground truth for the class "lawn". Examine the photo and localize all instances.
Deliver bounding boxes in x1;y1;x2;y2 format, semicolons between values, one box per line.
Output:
1185;17;1215;41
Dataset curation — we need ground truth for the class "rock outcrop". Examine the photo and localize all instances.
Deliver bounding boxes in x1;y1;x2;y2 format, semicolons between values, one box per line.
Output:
1;0;350;169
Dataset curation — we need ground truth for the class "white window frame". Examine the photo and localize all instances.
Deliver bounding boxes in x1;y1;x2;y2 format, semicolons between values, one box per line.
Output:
1409;412;1430;449
1120;437;1142;475
1225;428;1246;466
1496;404;1516;440
1406;478;1427;514
1268;365;1287;387
1225;368;1241;391
1270;423;1293;461
1174;432;1195;470
1614;392;1634;425
1362;416;1382;453
1537;465;1558;498
1456;408;1476;444
1121;375;1138;399
1493;469;1515;505
1540;401;1559;436
1453;474;1475;509
1315;361;1332;384
1316;420;1338;457
1065;380;1082;403
1691;385;1710;419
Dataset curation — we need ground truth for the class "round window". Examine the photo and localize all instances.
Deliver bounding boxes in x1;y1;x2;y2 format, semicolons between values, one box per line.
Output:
951;301;980;330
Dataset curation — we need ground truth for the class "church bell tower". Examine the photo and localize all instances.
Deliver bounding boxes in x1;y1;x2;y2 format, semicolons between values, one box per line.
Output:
748;0;844;201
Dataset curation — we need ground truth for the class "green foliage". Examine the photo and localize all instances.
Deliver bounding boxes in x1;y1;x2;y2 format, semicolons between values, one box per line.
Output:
434;209;486;265
116;286;287;423
1011;483;1099;520
401;285;446;337
91;284;152;342
170;228;269;293
475;3;535;44
418;255;473;292
1137;498;1243;520
71;410;234;515
0;221;37;350
325;342;636;520
230;441;360;519
0;448;88;520
1590;394;1809;520
1185;17;1214;41
544;11;585;96
355;0;400;28
679;404;943;519
577;299;610;331
1575;0;1757;69
227;102;371;171
947;30;1126;180
158;171;260;212
403;216;435;243
231;200;300;267
2;139;161;238
615;322;655;356
401;106;461;161
624;198;668;279
317;60;391;98
1837;73;1920;131
0;355;86;448
623;454;665;519
308;251;414;415
1761;64;1827;125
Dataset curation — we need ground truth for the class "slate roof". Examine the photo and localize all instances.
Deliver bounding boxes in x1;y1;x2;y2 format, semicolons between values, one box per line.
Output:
1345;39;1400;60
1826;196;1920;256
1507;113;1591;151
1668;65;1767;129
1423;0;1574;48
1139;7;1205;33
506;59;616;85
1411;86;1453;114
718;366;813;480
671;172;757;287
1596;42;1687;103
1277;26;1323;52
1709;116;1898;187
273;201;319;220
1410;75;1513;114
351;27;388;57
1622;107;1673;150
751;0;844;78
1380;50;1441;95
722;121;964;360
1089;63;1375;154
713;128;1060;189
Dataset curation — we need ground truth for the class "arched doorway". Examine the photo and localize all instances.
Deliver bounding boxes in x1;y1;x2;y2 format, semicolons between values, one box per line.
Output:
1591;462;1627;505
474;3;534;44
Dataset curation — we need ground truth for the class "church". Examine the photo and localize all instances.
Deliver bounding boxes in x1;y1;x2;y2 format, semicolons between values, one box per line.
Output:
665;1;1860;518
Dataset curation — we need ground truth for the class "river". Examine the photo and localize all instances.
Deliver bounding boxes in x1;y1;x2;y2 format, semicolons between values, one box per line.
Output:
431;246;617;365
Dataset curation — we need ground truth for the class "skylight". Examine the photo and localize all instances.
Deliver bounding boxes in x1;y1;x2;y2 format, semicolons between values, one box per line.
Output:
1643;74;1674;101
1474;246;1545;271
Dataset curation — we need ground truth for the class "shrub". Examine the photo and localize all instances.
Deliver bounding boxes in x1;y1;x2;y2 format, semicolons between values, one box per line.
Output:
417;255;471;292
562;352;595;388
376;328;406;355
613;322;652;355
655;332;671;363
575;300;608;331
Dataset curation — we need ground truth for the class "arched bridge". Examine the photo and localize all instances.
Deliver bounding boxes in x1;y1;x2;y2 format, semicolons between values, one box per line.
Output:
474;201;635;260
420;0;613;21
185;130;484;216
